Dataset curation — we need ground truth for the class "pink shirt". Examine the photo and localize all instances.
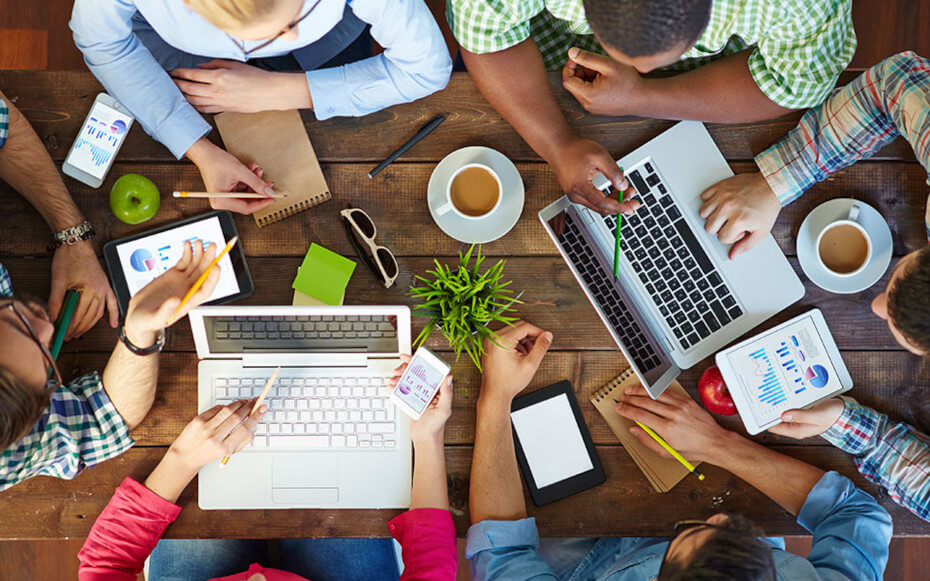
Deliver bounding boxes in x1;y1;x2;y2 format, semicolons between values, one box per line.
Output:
78;477;457;580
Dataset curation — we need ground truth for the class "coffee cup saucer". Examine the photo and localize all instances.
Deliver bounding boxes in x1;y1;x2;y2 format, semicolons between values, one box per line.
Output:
428;146;525;244
796;198;892;294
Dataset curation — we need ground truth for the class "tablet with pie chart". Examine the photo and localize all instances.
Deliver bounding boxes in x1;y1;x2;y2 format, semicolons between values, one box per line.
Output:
714;309;852;435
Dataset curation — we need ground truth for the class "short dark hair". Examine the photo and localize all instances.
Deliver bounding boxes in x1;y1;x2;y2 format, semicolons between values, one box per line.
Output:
888;246;930;354
582;0;712;57
0;366;49;449
658;514;775;581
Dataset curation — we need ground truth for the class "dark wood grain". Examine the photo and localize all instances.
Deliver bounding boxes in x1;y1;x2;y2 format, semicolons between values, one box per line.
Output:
0;71;918;163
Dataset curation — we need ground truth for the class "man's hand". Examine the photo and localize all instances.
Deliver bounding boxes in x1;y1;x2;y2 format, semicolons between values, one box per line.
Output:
123;240;220;346
168;399;267;470
550;136;640;215
699;172;781;259
389;354;453;444
185;138;277;215
479;321;553;403
171;60;311;113
49;241;118;340
768;398;846;440
614;383;732;464
562;48;642;117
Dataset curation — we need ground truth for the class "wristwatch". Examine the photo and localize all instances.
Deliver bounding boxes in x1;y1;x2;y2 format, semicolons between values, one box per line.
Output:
119;326;166;356
48;221;96;252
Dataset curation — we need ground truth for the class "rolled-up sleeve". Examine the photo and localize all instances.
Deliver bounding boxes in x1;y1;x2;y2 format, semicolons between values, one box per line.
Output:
466;518;558;581
70;0;211;158
389;508;457;580
306;0;451;119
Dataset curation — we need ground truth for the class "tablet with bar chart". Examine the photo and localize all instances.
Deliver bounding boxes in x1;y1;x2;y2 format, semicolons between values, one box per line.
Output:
714;309;852;435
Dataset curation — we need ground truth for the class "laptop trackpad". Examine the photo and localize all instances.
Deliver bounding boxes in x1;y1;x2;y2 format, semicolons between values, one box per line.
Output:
272;457;339;505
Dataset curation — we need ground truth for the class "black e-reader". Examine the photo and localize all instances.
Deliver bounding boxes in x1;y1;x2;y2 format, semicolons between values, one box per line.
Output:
511;380;606;506
103;210;253;315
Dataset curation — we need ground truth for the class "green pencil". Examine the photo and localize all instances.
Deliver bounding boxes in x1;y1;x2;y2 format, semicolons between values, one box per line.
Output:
49;289;79;360
613;167;625;277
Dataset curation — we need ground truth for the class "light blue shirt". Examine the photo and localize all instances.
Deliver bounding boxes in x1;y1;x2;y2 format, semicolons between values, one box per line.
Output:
467;472;892;580
70;0;451;158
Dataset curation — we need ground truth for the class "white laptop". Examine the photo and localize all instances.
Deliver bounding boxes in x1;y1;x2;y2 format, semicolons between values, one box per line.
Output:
190;305;412;510
539;121;804;398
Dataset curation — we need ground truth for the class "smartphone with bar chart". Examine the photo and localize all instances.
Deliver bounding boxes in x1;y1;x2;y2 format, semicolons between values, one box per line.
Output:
390;347;450;420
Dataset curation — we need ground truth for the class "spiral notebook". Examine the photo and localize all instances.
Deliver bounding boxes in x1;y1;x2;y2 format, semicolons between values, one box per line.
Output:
215;110;331;228
590;369;699;493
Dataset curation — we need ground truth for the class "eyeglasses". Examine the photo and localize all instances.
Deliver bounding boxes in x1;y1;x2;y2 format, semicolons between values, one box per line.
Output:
0;300;63;392
657;519;759;573
229;0;324;57
340;207;399;288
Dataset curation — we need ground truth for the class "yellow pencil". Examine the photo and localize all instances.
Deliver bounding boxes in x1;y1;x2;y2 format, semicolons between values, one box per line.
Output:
221;366;280;465
635;421;706;481
165;236;238;327
173;191;285;199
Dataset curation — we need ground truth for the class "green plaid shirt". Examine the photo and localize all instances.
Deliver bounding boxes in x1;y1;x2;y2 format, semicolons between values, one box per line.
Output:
0;263;134;491
447;0;856;109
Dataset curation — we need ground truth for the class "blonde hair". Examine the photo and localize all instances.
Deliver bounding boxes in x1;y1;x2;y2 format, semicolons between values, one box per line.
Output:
185;0;281;29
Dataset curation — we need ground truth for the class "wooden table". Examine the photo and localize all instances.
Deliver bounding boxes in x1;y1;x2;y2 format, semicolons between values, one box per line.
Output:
0;71;928;540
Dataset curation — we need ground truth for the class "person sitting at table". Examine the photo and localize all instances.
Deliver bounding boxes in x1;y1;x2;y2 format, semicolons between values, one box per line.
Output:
467;321;892;580
77;357;457;580
445;0;855;215
0;89;116;339
70;0;452;216
0;241;222;491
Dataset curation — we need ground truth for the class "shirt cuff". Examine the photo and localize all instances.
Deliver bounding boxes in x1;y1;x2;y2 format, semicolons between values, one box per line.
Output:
797;470;856;532
155;104;212;160
754;138;817;206
465;517;540;559
821;397;874;454
306;67;351;120
388;508;455;542
117;477;183;521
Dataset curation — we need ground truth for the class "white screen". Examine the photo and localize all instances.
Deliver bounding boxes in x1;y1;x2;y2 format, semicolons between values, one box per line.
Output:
114;215;240;301
725;314;842;425
394;354;447;413
511;393;593;488
67;101;132;179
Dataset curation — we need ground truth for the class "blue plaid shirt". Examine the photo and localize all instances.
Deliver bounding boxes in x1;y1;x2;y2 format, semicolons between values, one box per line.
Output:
0;96;7;148
755;51;930;240
0;262;134;491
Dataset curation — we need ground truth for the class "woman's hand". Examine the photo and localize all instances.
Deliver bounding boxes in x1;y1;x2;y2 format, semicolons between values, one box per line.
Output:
171;60;312;113
185;138;277;215
389;354;453;445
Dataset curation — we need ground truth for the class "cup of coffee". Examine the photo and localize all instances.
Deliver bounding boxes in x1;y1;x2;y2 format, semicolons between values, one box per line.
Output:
436;163;502;220
814;202;872;277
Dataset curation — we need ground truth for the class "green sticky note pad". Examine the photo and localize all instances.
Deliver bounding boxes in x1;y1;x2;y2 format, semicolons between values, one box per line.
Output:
292;243;356;305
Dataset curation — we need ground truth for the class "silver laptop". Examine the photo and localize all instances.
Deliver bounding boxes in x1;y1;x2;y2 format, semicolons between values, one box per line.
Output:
539;121;804;398
190;305;412;509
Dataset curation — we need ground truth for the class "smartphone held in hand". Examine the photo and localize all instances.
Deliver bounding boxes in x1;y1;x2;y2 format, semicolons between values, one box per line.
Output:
391;347;450;420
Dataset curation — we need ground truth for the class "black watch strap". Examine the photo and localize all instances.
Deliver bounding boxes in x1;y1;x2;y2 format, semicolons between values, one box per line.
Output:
119;326;165;355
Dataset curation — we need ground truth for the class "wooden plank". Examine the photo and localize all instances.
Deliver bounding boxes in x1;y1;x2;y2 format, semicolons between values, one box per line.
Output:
0;445;925;539
46;0;88;71
0;71;917;163
57;350;926;448
0;30;48;70
850;1;929;68
0;539;84;581
0;161;926;258
1;254;907;353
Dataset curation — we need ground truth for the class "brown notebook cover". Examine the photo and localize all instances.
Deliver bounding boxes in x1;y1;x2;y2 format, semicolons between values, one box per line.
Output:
215;110;331;228
590;369;700;493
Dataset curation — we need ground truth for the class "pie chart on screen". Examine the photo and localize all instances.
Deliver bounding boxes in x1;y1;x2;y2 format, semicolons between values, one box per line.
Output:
130;249;156;272
805;364;829;388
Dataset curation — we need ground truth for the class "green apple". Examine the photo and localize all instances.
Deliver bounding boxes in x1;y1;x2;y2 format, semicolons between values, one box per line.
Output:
110;173;160;224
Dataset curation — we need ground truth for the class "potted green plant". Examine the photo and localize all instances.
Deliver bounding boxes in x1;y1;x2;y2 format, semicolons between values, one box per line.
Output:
408;245;522;370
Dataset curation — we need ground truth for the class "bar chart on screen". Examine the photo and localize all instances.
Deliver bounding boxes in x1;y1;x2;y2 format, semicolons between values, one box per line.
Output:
748;348;787;406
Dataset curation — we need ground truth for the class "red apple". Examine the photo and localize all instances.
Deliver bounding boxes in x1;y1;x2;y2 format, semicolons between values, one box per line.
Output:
698;365;736;416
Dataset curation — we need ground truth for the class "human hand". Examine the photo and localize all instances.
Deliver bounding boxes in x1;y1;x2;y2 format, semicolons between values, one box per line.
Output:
168;399;268;471
699;172;781;259
171;60;286;114
389;354;453;444
123;240;220;346
479;321;553;403
550;136;640;215
614;384;732;464
49;240;119;340
561;47;642;117
186;138;276;215
767;398;846;440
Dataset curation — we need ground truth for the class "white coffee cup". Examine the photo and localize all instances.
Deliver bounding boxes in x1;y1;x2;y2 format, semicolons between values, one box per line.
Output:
436;163;502;220
814;202;873;277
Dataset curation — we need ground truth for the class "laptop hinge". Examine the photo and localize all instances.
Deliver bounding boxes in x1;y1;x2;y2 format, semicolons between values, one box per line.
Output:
240;353;369;368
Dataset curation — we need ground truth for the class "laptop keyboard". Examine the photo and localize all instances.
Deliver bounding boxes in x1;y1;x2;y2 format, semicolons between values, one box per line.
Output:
205;314;398;353
212;374;397;450
603;164;743;350
557;211;663;373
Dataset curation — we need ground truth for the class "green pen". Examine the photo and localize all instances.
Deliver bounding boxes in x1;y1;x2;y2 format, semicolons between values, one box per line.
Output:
49;289;80;360
613;167;625;277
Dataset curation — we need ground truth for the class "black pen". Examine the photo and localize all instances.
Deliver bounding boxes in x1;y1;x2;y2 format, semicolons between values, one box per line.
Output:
368;114;446;178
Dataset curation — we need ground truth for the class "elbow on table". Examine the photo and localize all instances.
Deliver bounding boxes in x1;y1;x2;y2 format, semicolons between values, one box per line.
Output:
402;52;452;102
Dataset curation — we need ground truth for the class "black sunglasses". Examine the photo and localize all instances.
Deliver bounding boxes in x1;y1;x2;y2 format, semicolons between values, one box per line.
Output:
340;207;399;288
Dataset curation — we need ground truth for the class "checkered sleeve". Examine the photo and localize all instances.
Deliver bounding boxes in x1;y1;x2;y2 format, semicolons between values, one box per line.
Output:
445;0;541;55
748;0;855;110
0;262;12;297
0;372;134;491
821;397;930;522
0;95;8;149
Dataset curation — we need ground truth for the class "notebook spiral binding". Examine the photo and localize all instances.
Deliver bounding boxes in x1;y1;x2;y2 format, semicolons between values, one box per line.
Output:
591;368;635;403
255;191;331;228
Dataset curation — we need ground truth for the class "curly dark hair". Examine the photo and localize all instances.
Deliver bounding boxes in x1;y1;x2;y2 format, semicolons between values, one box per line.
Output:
582;0;712;57
658;514;775;581
887;246;930;354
